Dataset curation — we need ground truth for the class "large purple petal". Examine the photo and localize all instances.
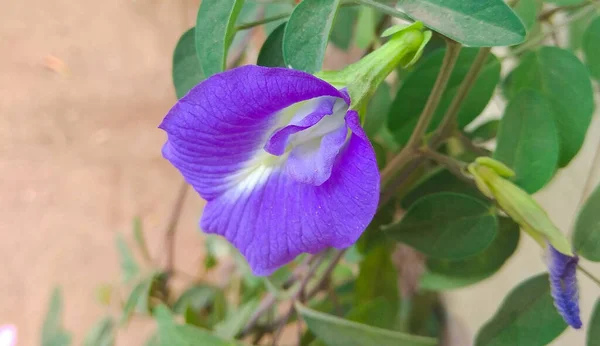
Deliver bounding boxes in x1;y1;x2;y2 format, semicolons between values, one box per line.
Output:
548;244;582;329
200;111;379;275
160;65;348;200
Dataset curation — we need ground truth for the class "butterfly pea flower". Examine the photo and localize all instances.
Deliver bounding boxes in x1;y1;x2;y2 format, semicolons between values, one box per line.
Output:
160;23;430;275
468;157;581;328
0;324;16;346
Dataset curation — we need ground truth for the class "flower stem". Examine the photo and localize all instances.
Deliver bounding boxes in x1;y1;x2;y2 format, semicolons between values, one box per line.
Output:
352;0;412;21
235;12;291;31
578;264;600;288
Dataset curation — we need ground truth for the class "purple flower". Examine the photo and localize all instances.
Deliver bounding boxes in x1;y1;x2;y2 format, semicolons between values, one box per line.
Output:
548;245;582;329
160;66;380;275
0;324;16;346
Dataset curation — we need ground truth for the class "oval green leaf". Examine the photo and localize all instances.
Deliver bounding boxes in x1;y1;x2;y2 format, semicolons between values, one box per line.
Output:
513;0;541;32
296;303;437;346
388;48;501;146
573;183;600;261
494;89;559;193
468;119;500;142
504;46;594;167
385;193;498;260
329;6;358;50
583;17;600;79
475;273;567;346
172;28;204;98
283;0;341;72
257;22;286;67
396;0;526;47
195;0;245;78
588;299;600;346
421;217;520;291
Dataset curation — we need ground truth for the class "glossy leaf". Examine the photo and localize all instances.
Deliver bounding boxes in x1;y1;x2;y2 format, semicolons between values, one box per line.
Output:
84;316;115;346
468;119;500;142
583;17;600;79
494;89;559;193
283;0;341;72
388;48;501;146
355;245;399;308
573;183;600;261
513;0;541;31
257;23;286;67
475;273;567;346
386;193;497;259
504;46;594;166
195;0;245;78
297;303;437;346
330;6;358;50
363;82;392;137
396;0;526;47
588;299;600;346
115;234;140;283
173;28;204;99
41;287;72;346
421;218;520;291
154;305;243;346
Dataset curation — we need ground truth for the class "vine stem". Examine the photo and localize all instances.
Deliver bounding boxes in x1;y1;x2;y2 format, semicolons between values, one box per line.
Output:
352;0;412;21
380;40;462;185
578;265;600;288
164;181;189;274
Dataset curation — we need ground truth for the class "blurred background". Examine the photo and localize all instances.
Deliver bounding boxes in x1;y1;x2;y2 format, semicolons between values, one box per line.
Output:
1;0;599;345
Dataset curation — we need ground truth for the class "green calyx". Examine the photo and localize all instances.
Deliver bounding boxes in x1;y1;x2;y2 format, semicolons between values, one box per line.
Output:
315;22;431;117
468;157;573;256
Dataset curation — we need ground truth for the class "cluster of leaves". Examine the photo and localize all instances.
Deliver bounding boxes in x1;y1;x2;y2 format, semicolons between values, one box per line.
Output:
41;0;600;345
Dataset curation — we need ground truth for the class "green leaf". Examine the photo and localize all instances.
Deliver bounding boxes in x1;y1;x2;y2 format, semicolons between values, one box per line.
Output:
355;245;399;309
573;183;600;261
401;168;486;209
513;0;541;32
330;6;359;50
41;287;72;346
132;217;151;262
173;285;217;314
396;0;526;47
468;119;500;142
115;234;140;283
257;22;286;67
345;297;396;329
545;0;586;4
283;0;341;73
354;6;377;49
494;89;559;193
121;273;159;324
84;316;115;346
588;299;600;346
154;305;244;346
195;0;245;78
173;28;204;99
385;193;497;260
363;82;392;137
388;48;501;146
504;46;594;167
421;217;520;291
213;299;260;339
583;17;600;79
475;273;567;346
264;3;294;35
568;10;598;51
297;303;436;346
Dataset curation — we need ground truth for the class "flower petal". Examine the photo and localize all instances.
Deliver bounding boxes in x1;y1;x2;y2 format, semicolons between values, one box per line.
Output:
548;245;582;329
200;111;379;275
160;65;348;200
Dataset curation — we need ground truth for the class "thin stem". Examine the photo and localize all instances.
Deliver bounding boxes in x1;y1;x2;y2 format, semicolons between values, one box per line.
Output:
455;130;490;156
305;250;347;300
420;148;471;183
568;135;600;238
538;0;598;21
578;264;600;288
352;0;412;21
432;47;492;145
164;181;189;274
236;12;291;31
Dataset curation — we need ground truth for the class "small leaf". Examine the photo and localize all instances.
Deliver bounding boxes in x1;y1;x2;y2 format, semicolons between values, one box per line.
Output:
421;217;520;290
568;10;598;51
386;193;497;259
583;17;600;79
513;0;541;32
283;0;341;72
41;287;72;346
396;0;526;47
363;82;392;138
504;46;594;167
115;234;140;283
573;183;600;261
587;299;600;346
121;274;159;324
468;119;500;142
330;6;359;50
475;273;567;346
213;299;260;339
354;6;377;49
173;285;218;314
355;245;399;309
494;89;559;193
257;23;286;67
132;217;151;263
195;0;245;78
84;316;115;346
297;303;437;346
173;28;204;99
388;48;501;146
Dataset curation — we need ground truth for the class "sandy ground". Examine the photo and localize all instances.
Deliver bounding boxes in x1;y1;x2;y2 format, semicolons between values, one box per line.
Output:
1;0;599;345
